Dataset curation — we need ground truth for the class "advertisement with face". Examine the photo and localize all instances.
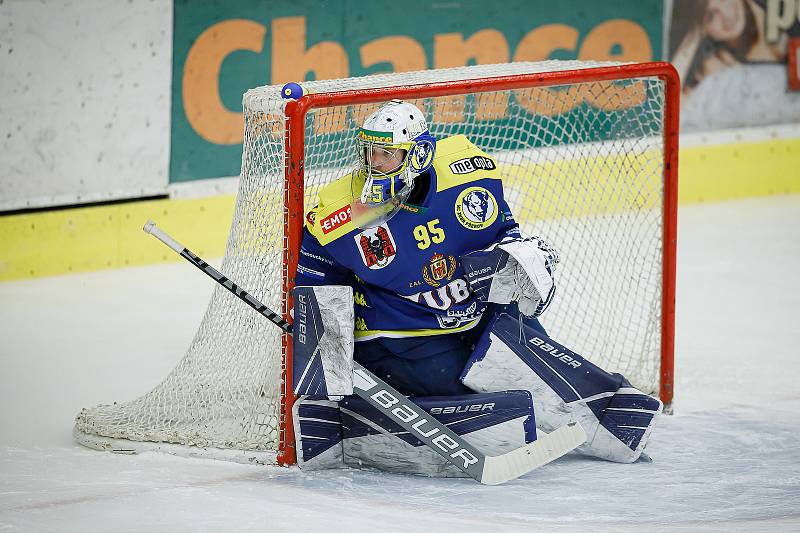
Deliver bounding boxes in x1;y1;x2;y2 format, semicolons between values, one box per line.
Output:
668;0;800;131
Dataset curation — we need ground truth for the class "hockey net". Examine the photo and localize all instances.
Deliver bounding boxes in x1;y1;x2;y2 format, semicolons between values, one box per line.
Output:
74;61;678;466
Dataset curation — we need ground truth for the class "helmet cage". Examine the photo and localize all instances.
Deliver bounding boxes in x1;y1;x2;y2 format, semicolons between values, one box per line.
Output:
351;133;435;228
354;130;435;197
350;101;436;228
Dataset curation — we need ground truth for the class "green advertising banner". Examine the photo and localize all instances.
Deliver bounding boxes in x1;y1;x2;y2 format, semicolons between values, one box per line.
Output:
170;0;663;183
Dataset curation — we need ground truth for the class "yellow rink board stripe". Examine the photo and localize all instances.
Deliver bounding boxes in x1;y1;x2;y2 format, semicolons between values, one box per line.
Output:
0;196;236;280
680;137;799;202
502;149;665;220
1;137;798;282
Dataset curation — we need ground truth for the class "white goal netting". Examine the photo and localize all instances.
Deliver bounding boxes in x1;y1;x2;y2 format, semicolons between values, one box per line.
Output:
74;61;673;464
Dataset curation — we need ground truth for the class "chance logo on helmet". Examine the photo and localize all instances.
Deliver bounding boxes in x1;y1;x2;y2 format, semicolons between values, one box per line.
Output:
455;187;498;230
357;129;394;144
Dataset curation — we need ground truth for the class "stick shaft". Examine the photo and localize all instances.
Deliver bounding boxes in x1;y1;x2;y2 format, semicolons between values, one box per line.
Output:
143;220;292;334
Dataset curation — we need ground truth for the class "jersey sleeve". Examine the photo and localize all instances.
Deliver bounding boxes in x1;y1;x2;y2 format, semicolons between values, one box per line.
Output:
296;227;351;287
492;181;558;272
495;181;523;240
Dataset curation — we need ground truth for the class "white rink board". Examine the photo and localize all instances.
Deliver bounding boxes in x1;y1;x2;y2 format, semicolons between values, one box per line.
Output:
1;195;799;532
0;1;172;211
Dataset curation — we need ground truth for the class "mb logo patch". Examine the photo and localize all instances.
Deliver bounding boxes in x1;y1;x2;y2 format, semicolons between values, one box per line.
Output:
355;225;397;269
455;187;498;230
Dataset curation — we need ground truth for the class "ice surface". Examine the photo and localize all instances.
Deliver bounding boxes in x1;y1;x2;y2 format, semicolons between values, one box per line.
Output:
1;195;799;532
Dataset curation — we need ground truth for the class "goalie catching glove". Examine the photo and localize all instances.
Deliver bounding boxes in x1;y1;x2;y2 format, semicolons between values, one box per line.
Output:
460;236;559;318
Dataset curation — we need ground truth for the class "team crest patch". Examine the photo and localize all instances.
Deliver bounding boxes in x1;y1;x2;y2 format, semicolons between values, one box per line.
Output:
354;225;397;269
422;253;457;287
410;139;435;173
455;187;498;230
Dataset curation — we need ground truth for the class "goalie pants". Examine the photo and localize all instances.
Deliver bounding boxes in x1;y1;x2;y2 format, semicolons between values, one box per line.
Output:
355;303;545;396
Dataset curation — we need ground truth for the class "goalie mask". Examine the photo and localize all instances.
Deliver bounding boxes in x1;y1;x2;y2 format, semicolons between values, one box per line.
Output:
351;100;436;228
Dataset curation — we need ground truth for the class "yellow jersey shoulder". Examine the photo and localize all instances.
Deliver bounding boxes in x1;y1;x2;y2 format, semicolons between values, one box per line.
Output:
305;135;498;243
306;173;357;245
433;135;501;192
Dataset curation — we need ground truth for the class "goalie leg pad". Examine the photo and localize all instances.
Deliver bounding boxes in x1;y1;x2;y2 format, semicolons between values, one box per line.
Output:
292;396;345;471
460;313;662;463
293;391;537;476
292;285;355;397
340;390;536;477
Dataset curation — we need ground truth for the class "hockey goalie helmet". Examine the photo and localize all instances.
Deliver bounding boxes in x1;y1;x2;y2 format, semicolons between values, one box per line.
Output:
351;100;436;228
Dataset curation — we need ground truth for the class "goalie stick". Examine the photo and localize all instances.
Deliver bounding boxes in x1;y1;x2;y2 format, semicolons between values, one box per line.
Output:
143;220;586;485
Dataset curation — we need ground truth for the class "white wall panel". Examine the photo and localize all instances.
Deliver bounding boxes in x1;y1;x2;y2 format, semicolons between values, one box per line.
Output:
0;0;172;211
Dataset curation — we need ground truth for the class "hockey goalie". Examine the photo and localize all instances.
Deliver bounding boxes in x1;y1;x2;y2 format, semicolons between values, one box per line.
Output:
291;100;663;477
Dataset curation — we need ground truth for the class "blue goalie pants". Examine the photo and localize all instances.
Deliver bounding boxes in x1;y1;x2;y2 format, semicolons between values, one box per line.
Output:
353;304;545;397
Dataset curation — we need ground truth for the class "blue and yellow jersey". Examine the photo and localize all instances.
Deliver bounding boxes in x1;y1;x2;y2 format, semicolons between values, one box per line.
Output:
296;135;520;343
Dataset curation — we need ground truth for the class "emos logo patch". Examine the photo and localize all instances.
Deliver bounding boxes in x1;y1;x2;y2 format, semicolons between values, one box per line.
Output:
320;205;352;234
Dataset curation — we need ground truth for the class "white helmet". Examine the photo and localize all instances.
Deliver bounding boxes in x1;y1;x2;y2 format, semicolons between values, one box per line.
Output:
351;100;436;228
